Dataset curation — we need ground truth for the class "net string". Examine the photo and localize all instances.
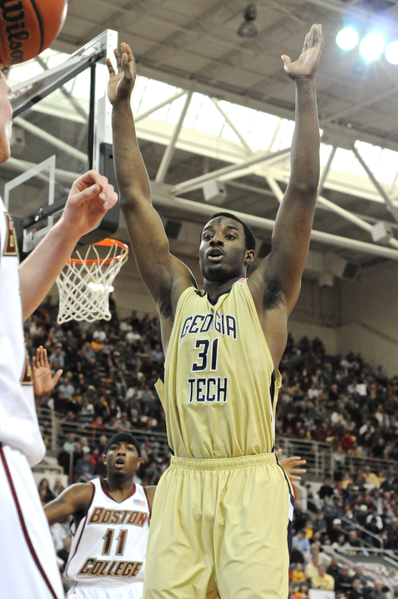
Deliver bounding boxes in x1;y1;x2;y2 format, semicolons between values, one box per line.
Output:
56;242;128;324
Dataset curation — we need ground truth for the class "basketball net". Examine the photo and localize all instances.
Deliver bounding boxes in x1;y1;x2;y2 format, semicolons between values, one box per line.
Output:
56;239;129;324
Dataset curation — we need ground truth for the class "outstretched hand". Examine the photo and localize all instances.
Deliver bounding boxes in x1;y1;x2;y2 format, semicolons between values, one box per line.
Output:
60;170;118;238
107;42;136;105
32;346;62;397
282;23;323;80
276;449;307;481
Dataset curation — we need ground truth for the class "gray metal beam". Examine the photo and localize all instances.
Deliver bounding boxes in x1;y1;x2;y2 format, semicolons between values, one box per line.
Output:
171;146;291;195
318;147;337;195
211;98;252;154
135;89;187;123
152;187;398;261
14;117;88;164
352;145;398;224
35;56;89;121
155;91;193;184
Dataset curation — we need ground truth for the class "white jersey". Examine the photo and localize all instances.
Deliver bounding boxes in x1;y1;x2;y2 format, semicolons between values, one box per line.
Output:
66;478;150;588
0;199;45;466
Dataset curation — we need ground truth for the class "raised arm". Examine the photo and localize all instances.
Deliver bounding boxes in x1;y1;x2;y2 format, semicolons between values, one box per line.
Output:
248;24;323;365
44;482;93;526
108;44;193;316
19;170;118;320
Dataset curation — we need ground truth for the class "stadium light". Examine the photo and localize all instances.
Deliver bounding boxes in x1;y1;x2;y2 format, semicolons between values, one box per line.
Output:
359;32;385;61
336;27;359;51
385;41;398;64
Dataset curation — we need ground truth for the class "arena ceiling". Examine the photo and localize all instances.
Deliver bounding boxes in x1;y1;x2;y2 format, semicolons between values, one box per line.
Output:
55;0;398;150
4;0;398;283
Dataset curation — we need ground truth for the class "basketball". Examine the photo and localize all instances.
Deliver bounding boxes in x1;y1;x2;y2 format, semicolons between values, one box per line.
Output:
0;0;68;66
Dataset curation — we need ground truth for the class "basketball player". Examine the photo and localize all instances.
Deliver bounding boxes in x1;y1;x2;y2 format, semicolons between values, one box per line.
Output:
108;23;323;599
0;68;118;599
44;433;151;599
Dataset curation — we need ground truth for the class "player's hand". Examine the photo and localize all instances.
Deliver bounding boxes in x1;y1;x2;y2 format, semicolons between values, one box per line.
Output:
60;170;118;238
282;24;323;80
32;346;63;397
277;449;306;481
106;42;136;105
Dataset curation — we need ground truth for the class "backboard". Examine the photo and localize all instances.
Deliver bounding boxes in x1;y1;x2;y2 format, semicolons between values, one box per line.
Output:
1;29;120;255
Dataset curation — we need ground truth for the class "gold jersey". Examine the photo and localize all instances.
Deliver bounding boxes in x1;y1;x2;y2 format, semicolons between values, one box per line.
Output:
155;279;281;459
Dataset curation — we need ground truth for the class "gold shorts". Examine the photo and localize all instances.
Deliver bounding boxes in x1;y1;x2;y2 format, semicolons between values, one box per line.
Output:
144;453;293;599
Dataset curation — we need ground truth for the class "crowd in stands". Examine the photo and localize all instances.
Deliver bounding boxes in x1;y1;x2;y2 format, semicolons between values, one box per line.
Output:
289;473;397;598
277;334;398;464
27;296;170;485
30;298;398;592
29;298;398;469
28;297;398;486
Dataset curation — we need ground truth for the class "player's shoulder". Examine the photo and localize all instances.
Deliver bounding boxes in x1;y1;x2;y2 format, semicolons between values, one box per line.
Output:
68;480;96;503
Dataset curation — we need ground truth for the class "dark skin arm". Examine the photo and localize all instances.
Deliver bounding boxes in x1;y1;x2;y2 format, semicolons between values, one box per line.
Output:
107;45;193;352
276;449;306;482
248;24;324;370
45;482;155;525
145;485;156;511
44;482;94;526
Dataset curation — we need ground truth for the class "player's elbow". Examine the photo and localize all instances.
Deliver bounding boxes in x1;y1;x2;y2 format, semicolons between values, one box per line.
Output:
289;180;318;199
120;188;151;212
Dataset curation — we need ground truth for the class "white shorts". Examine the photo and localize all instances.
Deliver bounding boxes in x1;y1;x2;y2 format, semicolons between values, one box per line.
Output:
67;582;143;599
0;443;64;599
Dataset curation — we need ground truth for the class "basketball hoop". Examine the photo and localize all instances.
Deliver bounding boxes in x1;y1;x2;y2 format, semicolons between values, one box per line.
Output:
56;238;129;324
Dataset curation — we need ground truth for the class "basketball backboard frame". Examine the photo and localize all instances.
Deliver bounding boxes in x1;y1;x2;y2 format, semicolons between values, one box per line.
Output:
7;29;119;252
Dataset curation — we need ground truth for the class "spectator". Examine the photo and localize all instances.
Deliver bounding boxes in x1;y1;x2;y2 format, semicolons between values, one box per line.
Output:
327;556;339;580
57;536;71;572
305;555;319;580
342;505;359;531
39;486;49;506
295;583;309;599
366;509;383;531
51;520;69;552
291;563;306;585
73;442;83;468
313;511;327;535
150;343;163;364
58;375;75;399
81;398;95;424
293;530;311;556
81;437;91;455
75;453;95;482
53;478;65;497
97;435;108;456
311;565;335;591
346;530;364;553
49;344;65;369
38;478;55;504
349;577;366;599
352;566;369;592
90;415;107;433
63;433;76;453
330;519;345;543
89;447;106;477
332;533;348;555
336;565;353;595
370;581;388;599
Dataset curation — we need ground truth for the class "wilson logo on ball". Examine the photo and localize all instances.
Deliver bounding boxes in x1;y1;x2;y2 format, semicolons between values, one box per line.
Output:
0;0;30;64
0;0;67;66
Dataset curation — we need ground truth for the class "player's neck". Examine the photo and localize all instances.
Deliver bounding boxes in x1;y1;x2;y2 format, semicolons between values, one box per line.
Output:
203;274;244;300
104;474;135;501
